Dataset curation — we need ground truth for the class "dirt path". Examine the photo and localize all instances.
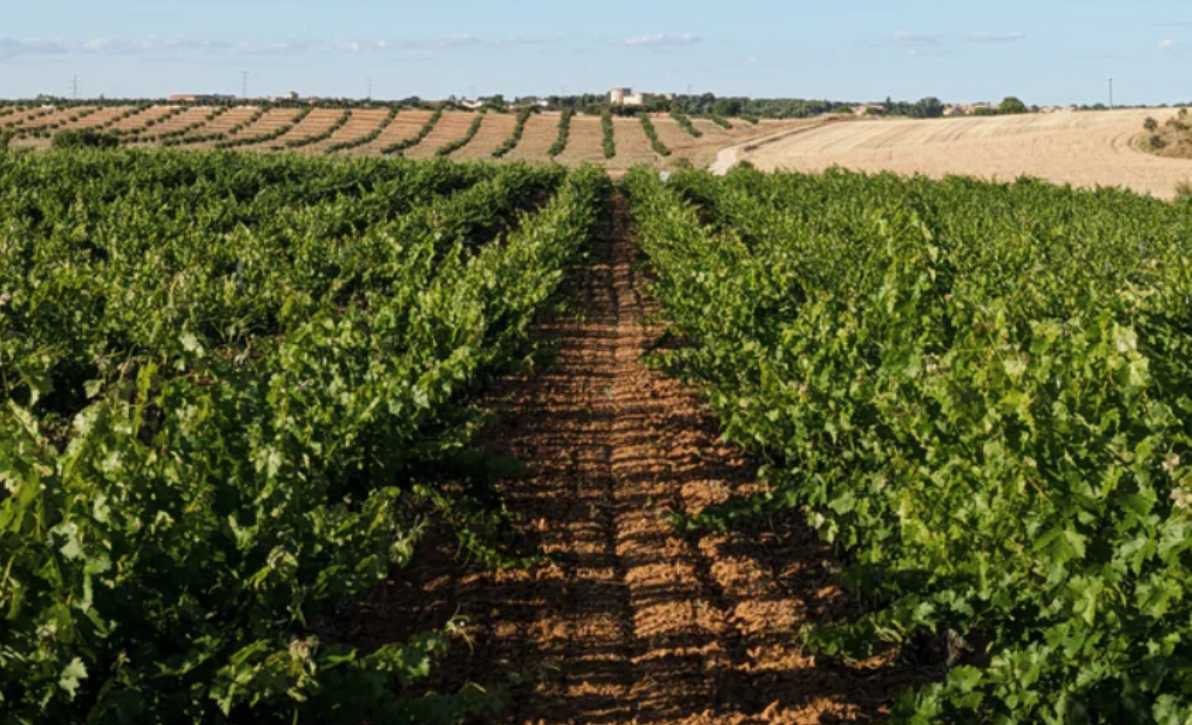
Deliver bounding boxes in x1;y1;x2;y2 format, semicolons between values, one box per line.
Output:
710;146;739;175
360;195;917;723
710;119;844;175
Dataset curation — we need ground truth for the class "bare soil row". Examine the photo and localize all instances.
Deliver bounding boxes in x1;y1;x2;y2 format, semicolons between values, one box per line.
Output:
353;196;923;723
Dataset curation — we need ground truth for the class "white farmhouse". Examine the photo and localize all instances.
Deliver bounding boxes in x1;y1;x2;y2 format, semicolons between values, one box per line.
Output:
610;87;645;107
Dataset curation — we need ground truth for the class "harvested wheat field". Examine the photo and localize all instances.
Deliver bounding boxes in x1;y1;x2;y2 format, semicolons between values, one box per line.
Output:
733;108;1192;198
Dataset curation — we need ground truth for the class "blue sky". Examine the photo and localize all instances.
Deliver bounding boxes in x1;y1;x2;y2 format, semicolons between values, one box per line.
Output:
2;1;1190;105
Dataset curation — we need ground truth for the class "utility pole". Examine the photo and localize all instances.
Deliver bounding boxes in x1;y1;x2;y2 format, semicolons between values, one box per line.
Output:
242;71;249;99
367;77;373;100
1108;77;1114;108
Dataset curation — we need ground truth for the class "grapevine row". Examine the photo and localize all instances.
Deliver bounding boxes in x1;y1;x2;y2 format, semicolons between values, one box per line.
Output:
0;150;608;722
601;109;616;159
492;107;534;158
624;166;1192;723
279;109;352;150
325;108;398;154
436;111;486;157
670;110;703;138
547;109;573;157
216;107;313;149
638;113;671;156
382;107;443;155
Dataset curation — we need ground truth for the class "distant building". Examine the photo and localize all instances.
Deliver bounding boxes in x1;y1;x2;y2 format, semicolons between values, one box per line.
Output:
609;87;645;107
944;102;996;116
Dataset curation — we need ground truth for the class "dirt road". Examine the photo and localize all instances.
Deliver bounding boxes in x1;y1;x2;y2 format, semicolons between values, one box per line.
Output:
360;197;920;723
737;109;1191;198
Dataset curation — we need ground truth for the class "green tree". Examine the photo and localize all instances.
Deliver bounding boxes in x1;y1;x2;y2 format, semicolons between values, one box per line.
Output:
911;97;945;118
998;96;1028;114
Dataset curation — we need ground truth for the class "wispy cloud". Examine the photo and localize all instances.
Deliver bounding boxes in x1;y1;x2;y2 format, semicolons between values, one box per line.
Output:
0;37;69;60
894;31;944;47
891;30;1027;49
333;39;387;53
621;33;703;48
966;31;1026;43
0;36;311;59
237;40;314;56
0;34;560;61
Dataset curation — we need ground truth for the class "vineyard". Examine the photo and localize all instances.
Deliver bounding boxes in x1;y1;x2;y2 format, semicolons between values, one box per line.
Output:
625;166;1192;722
0;148;609;722
0;102;800;171
1;141;1190;723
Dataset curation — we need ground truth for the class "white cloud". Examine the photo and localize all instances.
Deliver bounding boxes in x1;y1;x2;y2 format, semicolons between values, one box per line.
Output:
398;34;555;51
894;31;944;47
422;33;485;49
1160;38;1177;49
622;33;703;48
334;39;392;53
967;31;1027;43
